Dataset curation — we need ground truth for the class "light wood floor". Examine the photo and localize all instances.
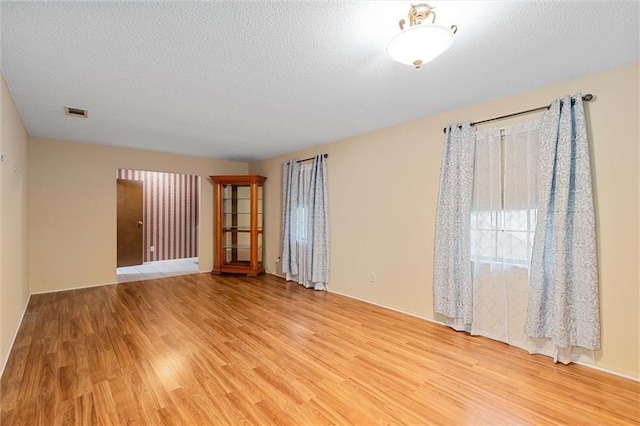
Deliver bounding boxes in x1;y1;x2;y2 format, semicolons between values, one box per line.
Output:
1;273;638;425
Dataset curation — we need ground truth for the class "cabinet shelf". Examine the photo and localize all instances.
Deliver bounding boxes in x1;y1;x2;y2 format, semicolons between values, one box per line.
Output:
222;246;263;250
222;211;263;215
211;175;267;277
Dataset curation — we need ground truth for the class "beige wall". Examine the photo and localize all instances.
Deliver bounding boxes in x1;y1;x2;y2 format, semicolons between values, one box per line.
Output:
28;138;247;293
249;64;640;378
0;74;30;372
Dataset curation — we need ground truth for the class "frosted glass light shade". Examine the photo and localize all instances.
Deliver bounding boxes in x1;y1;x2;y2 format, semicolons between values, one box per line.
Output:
386;24;455;68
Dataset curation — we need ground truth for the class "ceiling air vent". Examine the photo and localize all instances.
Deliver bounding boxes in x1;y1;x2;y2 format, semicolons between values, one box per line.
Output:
64;106;88;118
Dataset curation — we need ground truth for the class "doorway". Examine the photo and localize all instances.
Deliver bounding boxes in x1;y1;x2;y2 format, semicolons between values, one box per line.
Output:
115;169;201;279
116;179;144;267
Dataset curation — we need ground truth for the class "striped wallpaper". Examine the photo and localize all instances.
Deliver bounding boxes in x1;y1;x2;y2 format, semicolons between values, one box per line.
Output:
117;169;200;262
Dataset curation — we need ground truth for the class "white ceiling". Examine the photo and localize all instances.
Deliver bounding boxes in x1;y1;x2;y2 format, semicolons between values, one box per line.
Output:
1;1;638;162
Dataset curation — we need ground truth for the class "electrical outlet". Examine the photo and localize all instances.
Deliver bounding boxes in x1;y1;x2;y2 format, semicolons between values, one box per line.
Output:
370;273;376;283
150;246;155;252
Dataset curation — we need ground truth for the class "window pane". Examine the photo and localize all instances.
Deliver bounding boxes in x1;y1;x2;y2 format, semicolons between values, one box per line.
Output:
474;211;499;230
296;207;307;242
470;229;498;259
498;230;529;262
503;210;529;231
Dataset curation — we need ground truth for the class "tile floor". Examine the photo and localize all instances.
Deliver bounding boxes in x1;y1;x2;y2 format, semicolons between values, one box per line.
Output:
116;257;200;283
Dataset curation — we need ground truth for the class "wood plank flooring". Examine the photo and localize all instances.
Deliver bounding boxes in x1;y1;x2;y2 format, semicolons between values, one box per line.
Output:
1;273;638;425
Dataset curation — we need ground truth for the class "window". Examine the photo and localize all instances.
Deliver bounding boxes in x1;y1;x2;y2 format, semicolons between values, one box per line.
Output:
470;123;539;267
471;209;537;266
295;206;307;243
292;163;313;244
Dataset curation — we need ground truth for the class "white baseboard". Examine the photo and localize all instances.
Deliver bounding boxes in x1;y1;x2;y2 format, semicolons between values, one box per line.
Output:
328;288;438;323
31;280;119;295
265;271;286;279
575;360;640;382
34;271;209;295
1;293;31;378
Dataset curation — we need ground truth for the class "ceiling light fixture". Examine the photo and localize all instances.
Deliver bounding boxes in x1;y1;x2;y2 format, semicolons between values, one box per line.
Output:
386;3;457;69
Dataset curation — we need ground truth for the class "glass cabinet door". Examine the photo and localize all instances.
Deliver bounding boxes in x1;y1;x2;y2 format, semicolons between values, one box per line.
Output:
222;184;251;266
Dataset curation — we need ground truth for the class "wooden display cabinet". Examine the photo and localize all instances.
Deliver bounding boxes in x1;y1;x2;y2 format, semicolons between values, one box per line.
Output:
210;175;266;276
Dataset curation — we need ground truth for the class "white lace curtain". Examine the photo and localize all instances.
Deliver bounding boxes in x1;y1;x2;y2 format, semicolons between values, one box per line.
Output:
434;94;600;364
282;154;329;290
470;121;540;349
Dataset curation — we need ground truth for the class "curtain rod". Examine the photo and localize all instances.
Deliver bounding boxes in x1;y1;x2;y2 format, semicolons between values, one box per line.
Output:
297;153;328;163
442;94;594;133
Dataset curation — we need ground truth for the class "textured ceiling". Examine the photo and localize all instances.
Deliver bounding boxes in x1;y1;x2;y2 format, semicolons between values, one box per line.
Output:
1;1;639;162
